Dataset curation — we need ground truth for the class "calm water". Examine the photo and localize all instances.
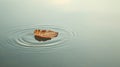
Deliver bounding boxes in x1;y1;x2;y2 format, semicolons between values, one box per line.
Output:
0;0;120;67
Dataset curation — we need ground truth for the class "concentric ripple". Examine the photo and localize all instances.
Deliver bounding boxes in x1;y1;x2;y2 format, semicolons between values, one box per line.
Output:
7;25;74;47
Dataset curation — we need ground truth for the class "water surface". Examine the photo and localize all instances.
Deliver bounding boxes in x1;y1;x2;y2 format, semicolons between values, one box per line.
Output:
0;0;120;67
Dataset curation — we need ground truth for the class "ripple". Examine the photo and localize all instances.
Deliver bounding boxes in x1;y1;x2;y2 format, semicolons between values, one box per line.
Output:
6;25;74;47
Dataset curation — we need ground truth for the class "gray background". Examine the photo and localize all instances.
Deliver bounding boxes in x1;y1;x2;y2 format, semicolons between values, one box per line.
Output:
0;0;120;67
